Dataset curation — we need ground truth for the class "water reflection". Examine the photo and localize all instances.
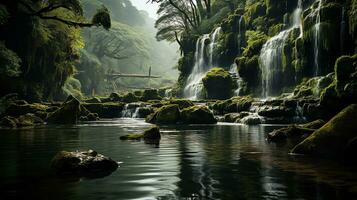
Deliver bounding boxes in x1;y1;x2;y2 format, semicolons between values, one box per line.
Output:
0;119;356;200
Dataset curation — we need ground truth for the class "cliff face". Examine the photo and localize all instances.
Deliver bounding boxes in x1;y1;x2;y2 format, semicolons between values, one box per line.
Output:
177;0;357;99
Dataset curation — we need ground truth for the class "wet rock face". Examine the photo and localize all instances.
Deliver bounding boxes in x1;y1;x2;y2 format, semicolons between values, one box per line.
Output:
180;106;217;124
0;114;44;128
291;104;357;158
202;68;234;100
51;150;118;178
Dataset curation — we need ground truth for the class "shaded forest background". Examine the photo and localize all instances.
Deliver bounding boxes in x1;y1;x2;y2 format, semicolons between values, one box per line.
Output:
0;0;179;102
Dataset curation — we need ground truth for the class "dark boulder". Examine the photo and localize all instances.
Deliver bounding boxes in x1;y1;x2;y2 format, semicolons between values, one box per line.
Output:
291;104;357;158
180;106;217;124
51;150;118;178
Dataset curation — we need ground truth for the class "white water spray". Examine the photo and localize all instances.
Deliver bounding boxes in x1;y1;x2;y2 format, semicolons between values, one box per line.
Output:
314;0;323;76
184;27;222;100
259;0;303;98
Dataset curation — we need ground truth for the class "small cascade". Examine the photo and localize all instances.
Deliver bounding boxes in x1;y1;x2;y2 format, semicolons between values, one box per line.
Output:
259;0;303;98
184;27;222;100
121;103;141;118
229;63;243;96
237;16;244;56
314;0;323;76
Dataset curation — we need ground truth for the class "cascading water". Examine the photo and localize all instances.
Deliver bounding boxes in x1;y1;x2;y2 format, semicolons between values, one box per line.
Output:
314;0;323;76
229;64;243;96
184;27;222;100
259;0;303;98
237;16;244;56
209;27;222;67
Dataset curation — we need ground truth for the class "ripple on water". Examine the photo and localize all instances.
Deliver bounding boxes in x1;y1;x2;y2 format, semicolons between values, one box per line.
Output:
0;118;356;200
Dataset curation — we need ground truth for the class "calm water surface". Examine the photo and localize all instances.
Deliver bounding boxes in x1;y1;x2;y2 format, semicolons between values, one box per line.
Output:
0;118;356;200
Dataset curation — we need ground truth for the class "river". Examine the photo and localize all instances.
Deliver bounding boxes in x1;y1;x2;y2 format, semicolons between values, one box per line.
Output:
0;118;356;199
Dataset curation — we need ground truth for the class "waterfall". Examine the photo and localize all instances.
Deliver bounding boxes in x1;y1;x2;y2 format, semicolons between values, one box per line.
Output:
314;0;323;76
237;16;244;56
259;0;303;98
229;64;243;96
121;104;140;118
184;27;222;100
209;27;222;67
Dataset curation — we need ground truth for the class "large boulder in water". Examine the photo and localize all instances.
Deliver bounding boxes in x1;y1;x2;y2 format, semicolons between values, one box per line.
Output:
51;150;118;178
181;106;217;124
46;96;95;124
83;102;125;118
146;104;180;124
120;126;161;144
291;104;357;158
202;68;234;100
140;89;162;101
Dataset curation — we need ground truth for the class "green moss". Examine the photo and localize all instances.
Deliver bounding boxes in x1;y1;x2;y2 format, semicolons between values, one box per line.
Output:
243;31;268;57
291;104;357;157
268;23;285;36
122;93;139;103
211;96;253;114
146;104;180;124
180;106;217;124
83;102;124;118
120;133;144;140
141;89;162;101
334;55;357;93
202;68;233;100
163;99;194;110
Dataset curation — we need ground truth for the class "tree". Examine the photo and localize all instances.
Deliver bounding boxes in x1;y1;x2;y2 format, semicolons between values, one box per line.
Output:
18;0;111;29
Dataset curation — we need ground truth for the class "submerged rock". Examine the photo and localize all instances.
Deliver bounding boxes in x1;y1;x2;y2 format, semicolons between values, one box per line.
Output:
51;150;118;177
0;114;44;128
83;102;124;118
120;126;161;144
291;104;357;158
181;106;217;124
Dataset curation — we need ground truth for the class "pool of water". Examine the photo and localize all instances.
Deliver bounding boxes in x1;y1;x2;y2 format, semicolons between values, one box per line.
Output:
0;118;356;200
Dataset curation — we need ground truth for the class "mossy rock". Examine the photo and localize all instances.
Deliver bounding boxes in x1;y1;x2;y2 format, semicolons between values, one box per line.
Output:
180;106;217;124
51;150;118;177
122;93;139;103
164;99;194;110
109;93;122;102
291;104;357;158
335;54;357;93
84;97;102;103
120;133;144;140
267;120;325;142
236;56;261;89
211;96;253;114
141;89;162;101
0;116;18;128
47;96;82;124
5;102;49;117
202;68;233;100
120;126;161;144
146;104;180;125
83;102;125;118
